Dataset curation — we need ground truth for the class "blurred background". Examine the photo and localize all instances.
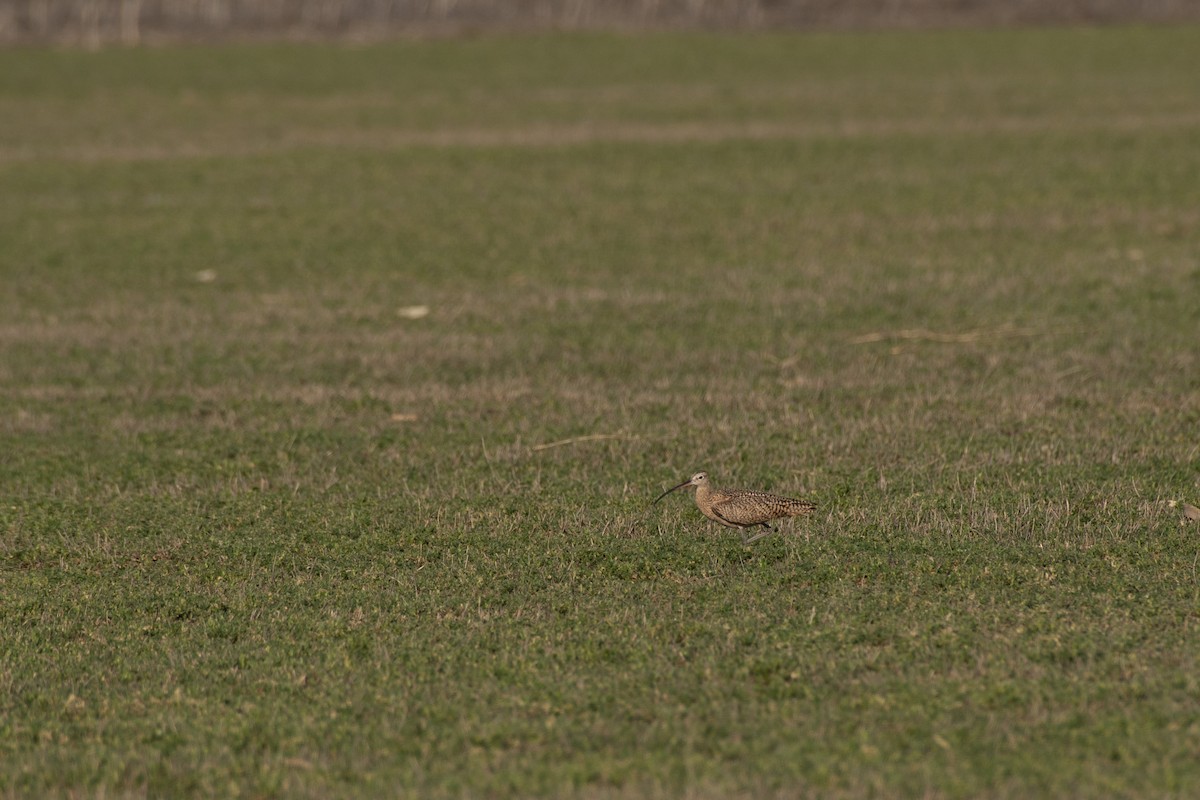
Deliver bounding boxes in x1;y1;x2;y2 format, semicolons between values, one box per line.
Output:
6;0;1200;47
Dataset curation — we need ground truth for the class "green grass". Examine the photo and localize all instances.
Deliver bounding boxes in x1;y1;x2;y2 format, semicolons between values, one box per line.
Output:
3;25;1200;799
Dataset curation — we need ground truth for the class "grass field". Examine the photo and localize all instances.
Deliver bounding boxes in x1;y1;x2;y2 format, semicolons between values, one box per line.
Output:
3;25;1200;798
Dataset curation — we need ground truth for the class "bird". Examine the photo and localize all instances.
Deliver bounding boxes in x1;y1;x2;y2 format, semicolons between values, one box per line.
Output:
653;471;815;544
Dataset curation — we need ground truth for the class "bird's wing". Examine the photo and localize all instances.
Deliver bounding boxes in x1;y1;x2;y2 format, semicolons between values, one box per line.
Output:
706;497;745;529
710;495;758;527
705;503;744;527
714;490;814;525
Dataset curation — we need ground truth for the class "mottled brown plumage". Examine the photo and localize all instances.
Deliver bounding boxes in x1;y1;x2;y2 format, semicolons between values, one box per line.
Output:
653;471;815;544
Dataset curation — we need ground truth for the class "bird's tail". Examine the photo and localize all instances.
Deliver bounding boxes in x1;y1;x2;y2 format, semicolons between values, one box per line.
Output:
788;501;817;517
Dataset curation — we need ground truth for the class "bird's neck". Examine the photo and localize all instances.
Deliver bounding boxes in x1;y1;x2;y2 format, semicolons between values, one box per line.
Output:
694;483;714;503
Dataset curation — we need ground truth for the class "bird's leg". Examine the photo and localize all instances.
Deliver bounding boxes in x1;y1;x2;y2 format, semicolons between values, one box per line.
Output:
742;524;776;545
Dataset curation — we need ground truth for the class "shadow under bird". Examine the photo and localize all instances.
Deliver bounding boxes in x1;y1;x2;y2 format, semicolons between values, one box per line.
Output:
653;471;816;544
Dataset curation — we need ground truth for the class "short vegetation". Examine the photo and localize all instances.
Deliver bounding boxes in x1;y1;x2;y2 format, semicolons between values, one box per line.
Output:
2;26;1200;798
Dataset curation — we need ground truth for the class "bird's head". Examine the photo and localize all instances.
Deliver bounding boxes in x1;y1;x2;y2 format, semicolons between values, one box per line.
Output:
653;471;708;504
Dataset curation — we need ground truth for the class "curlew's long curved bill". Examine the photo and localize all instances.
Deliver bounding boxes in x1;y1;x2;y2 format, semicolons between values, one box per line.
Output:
653;478;693;505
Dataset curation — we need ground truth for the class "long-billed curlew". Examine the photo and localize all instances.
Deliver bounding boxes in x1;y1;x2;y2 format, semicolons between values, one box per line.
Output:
653;471;815;544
